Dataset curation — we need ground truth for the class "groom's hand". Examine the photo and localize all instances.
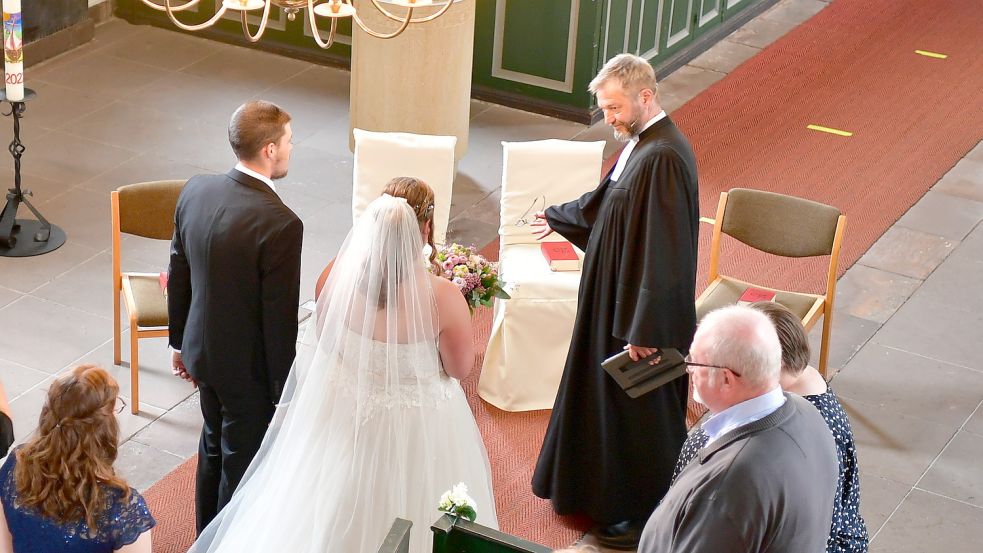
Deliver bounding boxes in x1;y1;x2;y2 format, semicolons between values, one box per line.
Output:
171;350;197;387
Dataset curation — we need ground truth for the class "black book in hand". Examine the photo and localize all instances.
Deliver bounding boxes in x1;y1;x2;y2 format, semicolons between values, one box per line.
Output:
602;348;687;398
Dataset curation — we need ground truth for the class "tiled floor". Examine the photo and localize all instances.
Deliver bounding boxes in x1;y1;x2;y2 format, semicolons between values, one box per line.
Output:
2;0;982;551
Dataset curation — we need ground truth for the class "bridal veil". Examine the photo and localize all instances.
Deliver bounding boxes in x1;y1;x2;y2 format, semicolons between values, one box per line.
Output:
190;194;497;553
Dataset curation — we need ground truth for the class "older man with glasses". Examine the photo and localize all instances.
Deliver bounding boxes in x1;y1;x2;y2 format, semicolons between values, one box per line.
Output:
638;304;838;553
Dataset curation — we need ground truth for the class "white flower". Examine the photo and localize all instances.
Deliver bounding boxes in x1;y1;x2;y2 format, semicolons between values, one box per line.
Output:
437;481;477;518
448;482;475;508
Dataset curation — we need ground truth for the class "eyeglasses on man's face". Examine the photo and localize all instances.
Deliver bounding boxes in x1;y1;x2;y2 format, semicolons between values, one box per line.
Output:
684;354;742;377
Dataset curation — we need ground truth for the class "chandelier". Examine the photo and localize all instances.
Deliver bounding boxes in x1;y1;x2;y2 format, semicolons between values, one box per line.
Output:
139;0;454;44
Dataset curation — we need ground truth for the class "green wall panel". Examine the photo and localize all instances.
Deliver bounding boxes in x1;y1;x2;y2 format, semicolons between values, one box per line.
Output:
638;0;663;56
668;0;692;40
603;0;630;61
500;0;571;82
117;0;767;121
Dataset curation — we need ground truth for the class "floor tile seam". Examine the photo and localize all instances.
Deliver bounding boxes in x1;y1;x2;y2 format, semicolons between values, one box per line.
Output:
683;63;729;76
23;292;116;323
126;435;195;461
128;441;184;461
26;187;77;208
834;389;965;441
0;245;105;296
0;358;54;402
171;45;234;74
910;486;983;512
901;401;983;513
25;332;123;381
26;91;125;134
852;255;938;284
869;482;918;542
874;342;983;375
925;187;983;211
895;214;983;244
448;189;500;224
469;103;494;121
54;125;146;158
250;65;321;103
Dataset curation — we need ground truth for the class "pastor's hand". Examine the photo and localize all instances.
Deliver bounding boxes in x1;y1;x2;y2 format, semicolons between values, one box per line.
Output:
625;344;661;364
531;211;554;240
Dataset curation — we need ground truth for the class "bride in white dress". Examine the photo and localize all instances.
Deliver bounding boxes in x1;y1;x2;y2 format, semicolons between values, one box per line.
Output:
190;185;498;553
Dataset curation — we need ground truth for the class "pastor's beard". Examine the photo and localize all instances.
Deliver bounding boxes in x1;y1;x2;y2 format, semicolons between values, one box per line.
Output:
611;110;642;142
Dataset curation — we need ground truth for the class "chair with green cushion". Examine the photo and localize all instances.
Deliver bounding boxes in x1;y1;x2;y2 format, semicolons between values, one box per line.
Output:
111;180;185;414
697;188;846;379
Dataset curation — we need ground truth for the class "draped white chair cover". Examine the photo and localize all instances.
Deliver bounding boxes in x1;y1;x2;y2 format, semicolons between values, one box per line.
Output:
479;139;604;411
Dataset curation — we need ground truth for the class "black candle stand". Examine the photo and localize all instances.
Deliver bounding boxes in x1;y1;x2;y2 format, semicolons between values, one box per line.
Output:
0;88;66;257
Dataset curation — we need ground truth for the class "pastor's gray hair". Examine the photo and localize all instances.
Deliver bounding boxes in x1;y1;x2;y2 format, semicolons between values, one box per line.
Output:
694;305;782;389
588;53;659;97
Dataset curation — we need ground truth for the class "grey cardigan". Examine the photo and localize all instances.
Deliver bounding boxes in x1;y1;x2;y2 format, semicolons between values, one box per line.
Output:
639;393;838;553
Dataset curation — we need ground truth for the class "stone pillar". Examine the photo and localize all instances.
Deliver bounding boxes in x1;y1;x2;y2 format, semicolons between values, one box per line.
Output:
349;0;475;161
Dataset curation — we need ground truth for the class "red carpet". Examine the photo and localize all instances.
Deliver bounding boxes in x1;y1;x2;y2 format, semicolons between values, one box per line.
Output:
144;0;983;550
674;0;983;295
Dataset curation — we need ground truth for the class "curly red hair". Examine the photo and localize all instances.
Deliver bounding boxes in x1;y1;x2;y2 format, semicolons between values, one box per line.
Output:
15;364;130;530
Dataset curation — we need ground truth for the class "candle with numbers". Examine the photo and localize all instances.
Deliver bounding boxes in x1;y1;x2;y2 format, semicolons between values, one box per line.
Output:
2;0;23;102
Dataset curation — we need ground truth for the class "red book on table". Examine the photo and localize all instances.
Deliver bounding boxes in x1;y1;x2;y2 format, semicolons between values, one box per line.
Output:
738;286;776;305
541;241;580;272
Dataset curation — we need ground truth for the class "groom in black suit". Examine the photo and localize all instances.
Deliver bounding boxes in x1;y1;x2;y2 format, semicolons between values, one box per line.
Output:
168;100;303;534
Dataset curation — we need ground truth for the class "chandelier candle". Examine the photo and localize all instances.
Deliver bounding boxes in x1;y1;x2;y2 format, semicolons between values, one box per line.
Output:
2;0;23;102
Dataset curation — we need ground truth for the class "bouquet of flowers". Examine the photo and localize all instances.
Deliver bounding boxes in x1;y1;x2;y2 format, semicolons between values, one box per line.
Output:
437;482;477;522
430;243;510;310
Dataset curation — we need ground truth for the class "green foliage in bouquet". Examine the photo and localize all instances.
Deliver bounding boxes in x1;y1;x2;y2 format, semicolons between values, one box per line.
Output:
430;243;510;310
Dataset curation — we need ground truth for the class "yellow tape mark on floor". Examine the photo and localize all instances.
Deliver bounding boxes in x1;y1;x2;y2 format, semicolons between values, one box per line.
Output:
807;124;853;137
915;50;947;59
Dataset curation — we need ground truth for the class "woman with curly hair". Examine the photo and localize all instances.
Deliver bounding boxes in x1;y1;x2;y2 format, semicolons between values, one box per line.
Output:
0;364;155;553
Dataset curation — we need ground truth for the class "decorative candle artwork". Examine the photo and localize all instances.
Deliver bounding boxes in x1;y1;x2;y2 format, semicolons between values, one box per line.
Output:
2;0;23;101
0;0;66;257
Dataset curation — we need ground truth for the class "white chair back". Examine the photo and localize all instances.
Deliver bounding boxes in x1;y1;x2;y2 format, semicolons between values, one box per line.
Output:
499;139;605;246
352;128;457;244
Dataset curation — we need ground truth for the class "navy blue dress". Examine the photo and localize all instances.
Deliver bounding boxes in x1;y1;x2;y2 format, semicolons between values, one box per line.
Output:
1;450;156;553
670;389;870;552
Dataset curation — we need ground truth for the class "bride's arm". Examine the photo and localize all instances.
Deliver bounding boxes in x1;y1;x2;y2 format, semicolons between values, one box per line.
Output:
314;259;335;301
433;277;475;380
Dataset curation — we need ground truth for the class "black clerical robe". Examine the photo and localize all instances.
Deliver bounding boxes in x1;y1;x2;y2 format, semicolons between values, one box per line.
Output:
531;117;700;524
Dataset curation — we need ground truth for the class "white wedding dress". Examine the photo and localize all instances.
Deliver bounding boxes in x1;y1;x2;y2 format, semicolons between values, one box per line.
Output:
190;195;497;553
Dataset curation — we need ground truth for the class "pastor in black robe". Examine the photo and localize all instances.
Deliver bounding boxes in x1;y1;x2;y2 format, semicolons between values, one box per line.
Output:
531;116;700;524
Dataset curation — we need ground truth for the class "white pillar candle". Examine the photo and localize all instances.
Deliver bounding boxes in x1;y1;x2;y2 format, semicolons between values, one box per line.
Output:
3;0;23;102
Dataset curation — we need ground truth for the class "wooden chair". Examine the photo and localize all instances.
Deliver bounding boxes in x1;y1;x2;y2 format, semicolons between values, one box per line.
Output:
111;180;185;414
697;188;846;379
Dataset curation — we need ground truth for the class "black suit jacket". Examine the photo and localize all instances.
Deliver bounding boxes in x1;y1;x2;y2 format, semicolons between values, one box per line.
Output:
168;169;303;399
